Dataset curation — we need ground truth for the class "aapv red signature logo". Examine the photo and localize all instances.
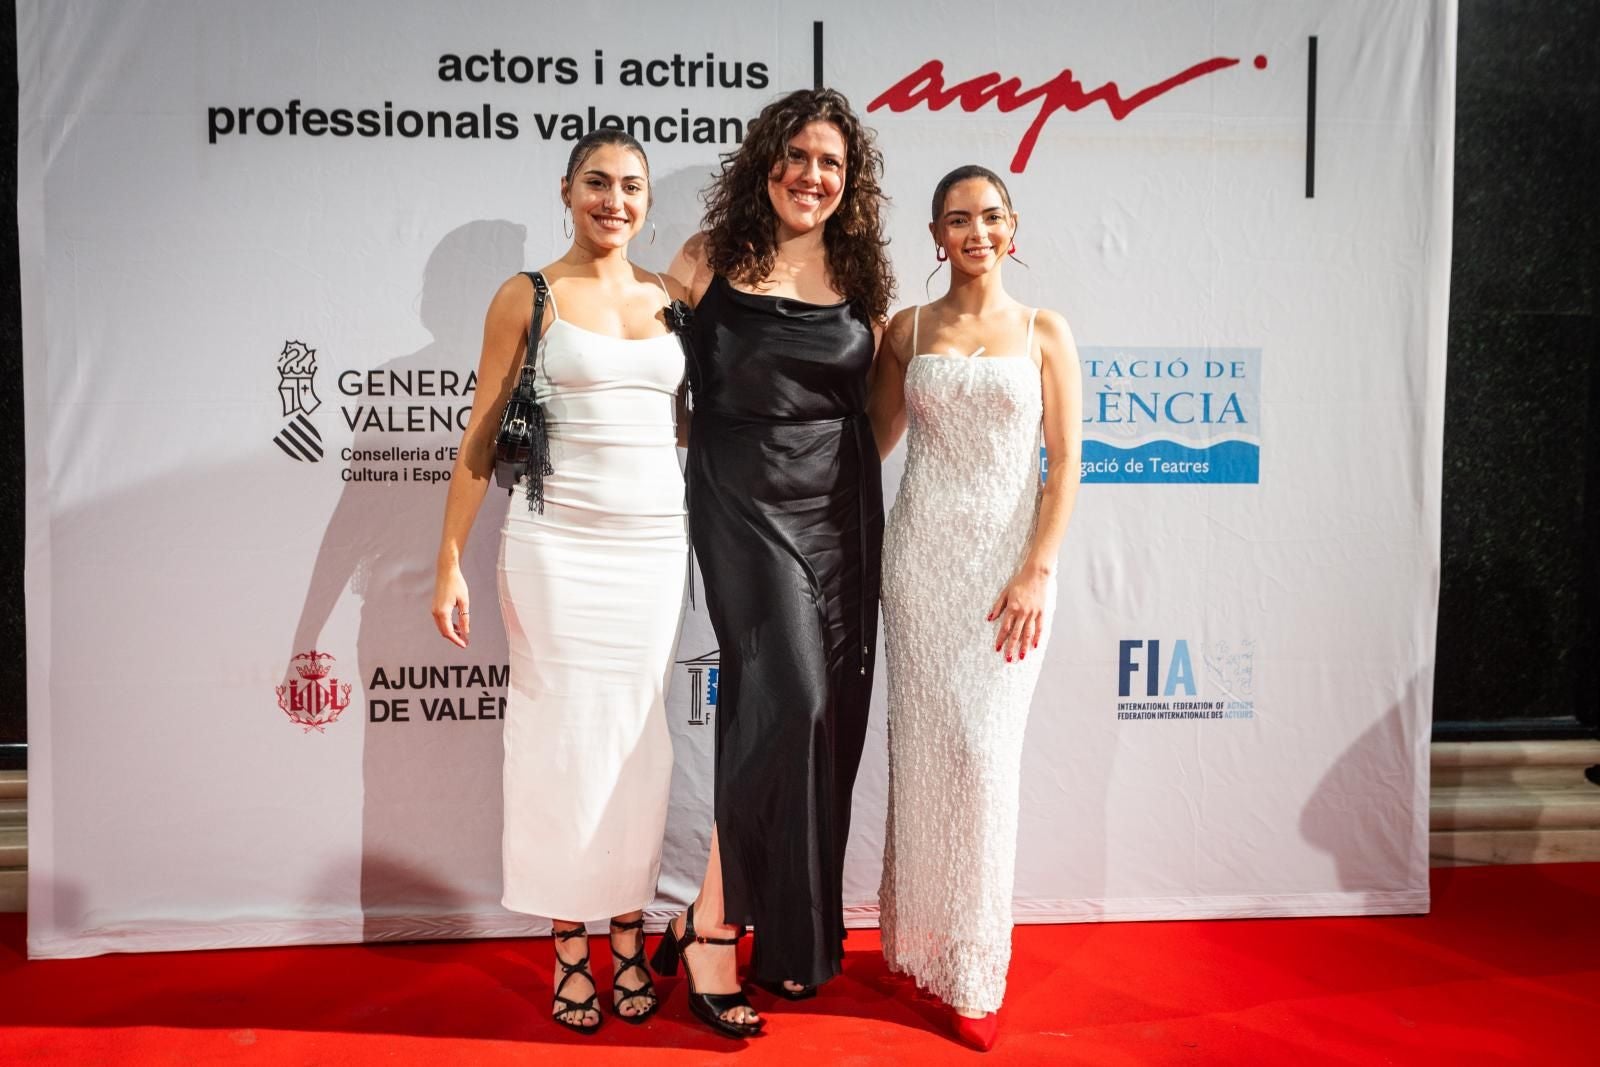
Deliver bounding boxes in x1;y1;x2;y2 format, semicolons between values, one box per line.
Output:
868;54;1266;172
277;649;354;732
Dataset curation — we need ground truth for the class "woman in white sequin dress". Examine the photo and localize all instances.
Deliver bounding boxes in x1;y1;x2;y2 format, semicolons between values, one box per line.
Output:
868;165;1083;1052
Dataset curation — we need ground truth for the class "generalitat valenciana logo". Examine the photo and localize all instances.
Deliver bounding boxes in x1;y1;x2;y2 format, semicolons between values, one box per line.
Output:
273;340;324;462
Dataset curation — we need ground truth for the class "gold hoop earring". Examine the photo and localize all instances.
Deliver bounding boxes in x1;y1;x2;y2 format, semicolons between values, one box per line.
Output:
648;220;657;246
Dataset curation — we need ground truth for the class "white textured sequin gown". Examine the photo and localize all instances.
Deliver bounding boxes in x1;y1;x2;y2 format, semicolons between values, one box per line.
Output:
879;308;1055;1011
498;282;686;921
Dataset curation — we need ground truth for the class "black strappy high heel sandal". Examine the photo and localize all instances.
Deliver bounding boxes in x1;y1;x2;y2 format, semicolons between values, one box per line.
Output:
608;916;660;1024
649;906;764;1039
550;923;602;1035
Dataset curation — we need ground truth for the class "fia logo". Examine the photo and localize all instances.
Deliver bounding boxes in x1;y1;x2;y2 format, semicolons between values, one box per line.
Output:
1118;638;1256;699
1119;639;1196;697
277;649;353;732
678;650;719;726
272;340;324;462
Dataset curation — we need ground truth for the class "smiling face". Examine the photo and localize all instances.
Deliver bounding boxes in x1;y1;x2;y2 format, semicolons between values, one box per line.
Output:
561;143;650;251
766;120;847;240
932;177;1017;277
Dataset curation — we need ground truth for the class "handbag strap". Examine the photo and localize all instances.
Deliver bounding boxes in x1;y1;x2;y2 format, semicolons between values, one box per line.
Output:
518;270;550;391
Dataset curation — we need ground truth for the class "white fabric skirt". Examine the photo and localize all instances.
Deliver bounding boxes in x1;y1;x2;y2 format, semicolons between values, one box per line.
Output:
497;431;686;921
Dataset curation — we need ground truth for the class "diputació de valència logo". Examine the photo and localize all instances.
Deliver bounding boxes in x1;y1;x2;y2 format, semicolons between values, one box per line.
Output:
677;650;719;726
1080;347;1260;484
272;340;324;462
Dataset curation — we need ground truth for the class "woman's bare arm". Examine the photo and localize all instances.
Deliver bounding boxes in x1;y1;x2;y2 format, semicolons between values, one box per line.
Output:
430;274;545;646
867;307;916;459
667;232;715;306
1021;309;1083;576
990;309;1083;660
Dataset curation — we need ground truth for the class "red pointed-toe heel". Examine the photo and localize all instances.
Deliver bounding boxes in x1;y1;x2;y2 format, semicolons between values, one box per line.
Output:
951;1009;999;1052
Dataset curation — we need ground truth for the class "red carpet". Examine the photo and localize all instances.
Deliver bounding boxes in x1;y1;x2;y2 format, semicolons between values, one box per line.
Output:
1;864;1595;1065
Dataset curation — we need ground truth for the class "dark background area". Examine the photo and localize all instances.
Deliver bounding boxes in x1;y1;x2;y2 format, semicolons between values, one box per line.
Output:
2;6;21;768
0;4;1595;766
1435;0;1598;738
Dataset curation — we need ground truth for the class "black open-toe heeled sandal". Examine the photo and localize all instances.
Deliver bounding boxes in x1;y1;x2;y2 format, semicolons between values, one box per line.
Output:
649;907;764;1039
608;916;660;1024
550;923;602;1035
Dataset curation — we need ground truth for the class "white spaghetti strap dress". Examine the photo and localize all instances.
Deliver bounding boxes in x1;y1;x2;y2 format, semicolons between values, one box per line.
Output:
498;276;687;921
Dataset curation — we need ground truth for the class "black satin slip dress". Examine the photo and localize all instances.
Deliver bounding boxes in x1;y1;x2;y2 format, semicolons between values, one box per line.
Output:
686;273;883;987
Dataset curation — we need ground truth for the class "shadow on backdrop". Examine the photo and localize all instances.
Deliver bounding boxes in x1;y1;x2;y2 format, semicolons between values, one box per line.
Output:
283;219;527;936
1300;674;1429;897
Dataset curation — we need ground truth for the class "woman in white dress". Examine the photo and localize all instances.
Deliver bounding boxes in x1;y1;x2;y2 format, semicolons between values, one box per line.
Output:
431;130;689;1035
868;165;1083;1052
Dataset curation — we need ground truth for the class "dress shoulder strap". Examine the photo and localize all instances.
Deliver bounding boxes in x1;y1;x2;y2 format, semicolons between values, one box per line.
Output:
651;271;672;303
1024;308;1038;358
911;305;921;354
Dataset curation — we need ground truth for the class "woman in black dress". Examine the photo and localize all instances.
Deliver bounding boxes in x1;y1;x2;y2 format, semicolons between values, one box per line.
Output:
655;88;893;1037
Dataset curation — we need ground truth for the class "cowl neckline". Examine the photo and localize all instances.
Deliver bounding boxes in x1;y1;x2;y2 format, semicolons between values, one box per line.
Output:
714;273;851;316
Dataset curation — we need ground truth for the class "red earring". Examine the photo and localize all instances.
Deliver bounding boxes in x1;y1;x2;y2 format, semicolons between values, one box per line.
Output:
1008;241;1018;256
936;247;948;262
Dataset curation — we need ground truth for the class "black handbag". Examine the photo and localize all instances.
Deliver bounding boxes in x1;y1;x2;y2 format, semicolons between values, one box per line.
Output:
493;273;695;510
493;271;554;509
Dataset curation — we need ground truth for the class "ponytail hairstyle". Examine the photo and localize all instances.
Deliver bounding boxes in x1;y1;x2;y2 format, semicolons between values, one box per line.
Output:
925;164;1024;293
561;128;652;207
929;163;1015;223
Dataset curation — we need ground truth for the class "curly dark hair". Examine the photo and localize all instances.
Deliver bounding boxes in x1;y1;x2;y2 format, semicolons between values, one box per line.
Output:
701;88;894;323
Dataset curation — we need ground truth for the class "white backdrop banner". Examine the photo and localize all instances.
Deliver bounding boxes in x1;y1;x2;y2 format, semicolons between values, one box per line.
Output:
20;0;1453;957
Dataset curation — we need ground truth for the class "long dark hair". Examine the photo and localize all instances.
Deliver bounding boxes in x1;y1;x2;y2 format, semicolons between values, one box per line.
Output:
562;129;651;203
930;164;1015;222
701;88;894;322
